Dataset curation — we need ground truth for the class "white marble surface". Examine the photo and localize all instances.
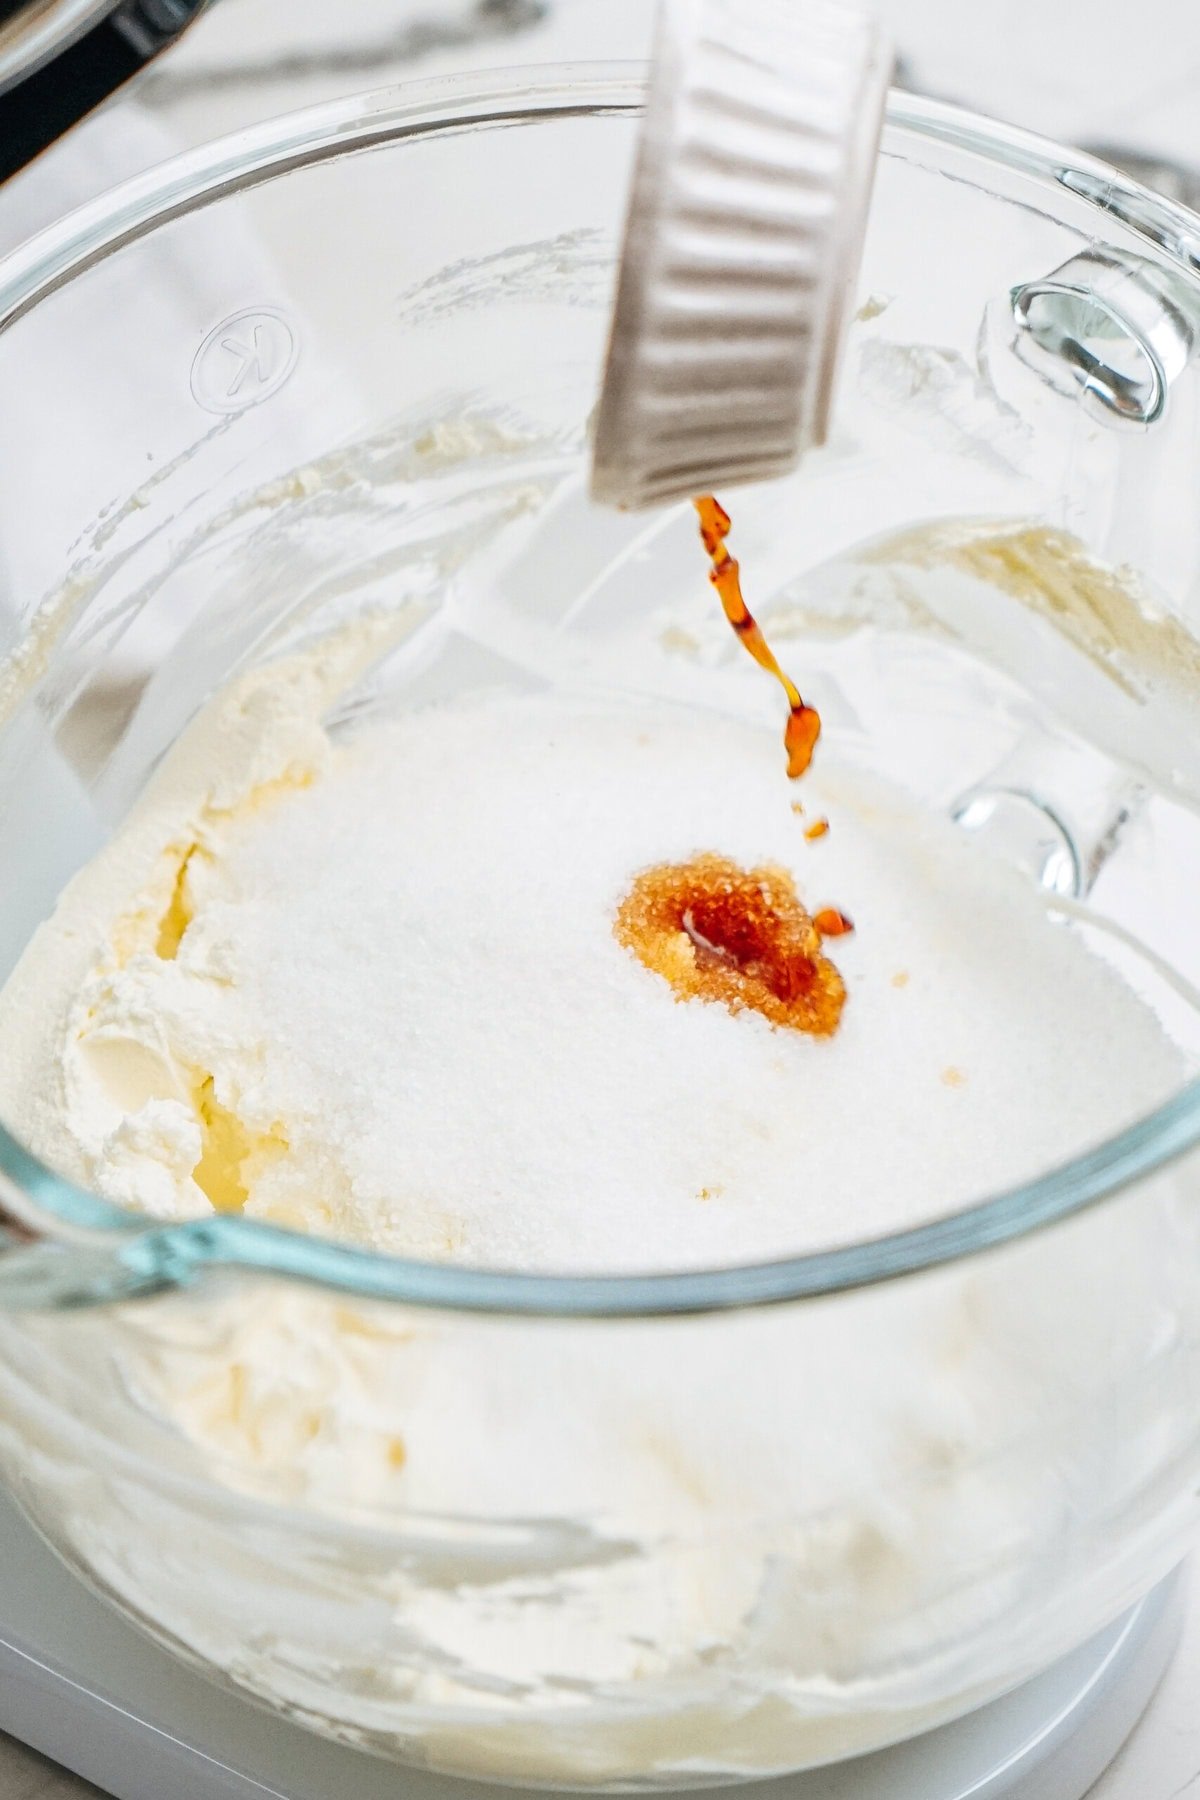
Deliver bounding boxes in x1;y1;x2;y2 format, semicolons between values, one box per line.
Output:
2;2;1200;1796
0;1736;106;1799
5;0;1200;240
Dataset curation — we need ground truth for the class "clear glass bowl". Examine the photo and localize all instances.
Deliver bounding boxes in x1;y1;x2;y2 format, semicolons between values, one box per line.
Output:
2;67;1200;1791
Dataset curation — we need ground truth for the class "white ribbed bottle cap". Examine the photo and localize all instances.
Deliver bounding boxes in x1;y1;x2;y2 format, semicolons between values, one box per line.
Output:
591;0;892;511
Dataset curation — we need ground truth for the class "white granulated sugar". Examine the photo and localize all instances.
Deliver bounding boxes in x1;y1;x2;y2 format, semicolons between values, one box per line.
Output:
0;665;1194;1790
15;682;1173;1272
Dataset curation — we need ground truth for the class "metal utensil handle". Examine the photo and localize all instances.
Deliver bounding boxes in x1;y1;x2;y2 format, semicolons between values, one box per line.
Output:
0;0;208;183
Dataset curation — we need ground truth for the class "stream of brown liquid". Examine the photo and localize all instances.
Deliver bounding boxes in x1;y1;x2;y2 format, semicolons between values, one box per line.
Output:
609;499;851;1036
694;495;821;780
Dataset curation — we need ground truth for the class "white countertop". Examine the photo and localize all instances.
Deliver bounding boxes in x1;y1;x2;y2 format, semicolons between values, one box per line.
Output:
2;2;1200;1795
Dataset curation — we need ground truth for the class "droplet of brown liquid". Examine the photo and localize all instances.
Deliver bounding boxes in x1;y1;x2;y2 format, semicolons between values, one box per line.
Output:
615;854;845;1035
695;495;821;780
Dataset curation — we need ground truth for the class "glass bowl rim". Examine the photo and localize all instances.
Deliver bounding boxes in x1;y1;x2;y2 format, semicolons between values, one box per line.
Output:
1;64;1199;1319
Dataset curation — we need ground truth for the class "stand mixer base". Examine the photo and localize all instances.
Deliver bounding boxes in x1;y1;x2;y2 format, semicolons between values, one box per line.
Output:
0;1491;1181;1800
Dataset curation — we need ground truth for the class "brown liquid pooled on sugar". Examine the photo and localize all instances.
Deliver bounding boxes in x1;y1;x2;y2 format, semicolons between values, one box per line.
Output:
694;495;821;780
611;503;851;1034
614;854;845;1036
